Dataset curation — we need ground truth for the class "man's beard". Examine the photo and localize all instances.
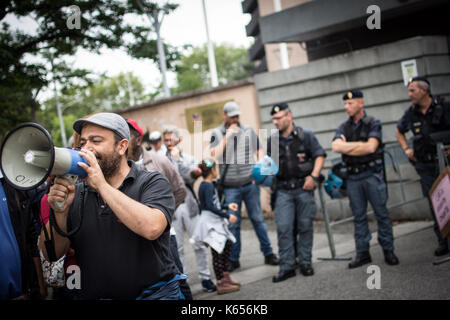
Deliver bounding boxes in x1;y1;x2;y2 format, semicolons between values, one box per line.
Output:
279;121;290;133
96;150;122;179
130;143;142;162
131;148;141;161
225;119;239;128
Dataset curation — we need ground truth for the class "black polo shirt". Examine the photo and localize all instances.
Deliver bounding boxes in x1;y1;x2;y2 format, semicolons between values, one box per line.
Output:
397;96;450;169
267;124;326;187
397;96;450;135
67;161;177;300
334;113;384;179
267;124;327;163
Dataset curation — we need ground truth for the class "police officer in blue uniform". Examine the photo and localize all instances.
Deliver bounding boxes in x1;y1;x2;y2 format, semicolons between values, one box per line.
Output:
332;90;399;268
396;76;450;257
268;103;326;282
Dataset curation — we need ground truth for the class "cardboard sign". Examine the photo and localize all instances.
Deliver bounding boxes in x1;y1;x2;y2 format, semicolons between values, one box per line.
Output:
429;167;450;239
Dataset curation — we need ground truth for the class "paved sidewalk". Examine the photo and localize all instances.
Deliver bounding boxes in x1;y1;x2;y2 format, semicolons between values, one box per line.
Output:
178;218;450;300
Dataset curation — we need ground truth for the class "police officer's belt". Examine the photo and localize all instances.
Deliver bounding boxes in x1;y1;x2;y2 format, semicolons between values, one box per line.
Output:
347;159;382;175
277;178;305;190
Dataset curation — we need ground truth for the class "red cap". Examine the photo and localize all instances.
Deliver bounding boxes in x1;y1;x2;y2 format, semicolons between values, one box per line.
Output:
127;119;143;137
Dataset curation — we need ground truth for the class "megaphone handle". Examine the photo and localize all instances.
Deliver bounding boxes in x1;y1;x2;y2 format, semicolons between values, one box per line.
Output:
54;174;79;210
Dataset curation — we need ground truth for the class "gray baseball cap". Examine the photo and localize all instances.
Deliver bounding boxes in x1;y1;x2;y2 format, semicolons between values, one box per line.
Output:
73;112;130;141
223;101;241;117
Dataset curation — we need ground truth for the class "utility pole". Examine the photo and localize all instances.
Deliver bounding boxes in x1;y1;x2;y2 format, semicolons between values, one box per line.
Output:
273;0;289;69
201;0;219;87
125;72;136;106
137;0;171;97
50;54;67;147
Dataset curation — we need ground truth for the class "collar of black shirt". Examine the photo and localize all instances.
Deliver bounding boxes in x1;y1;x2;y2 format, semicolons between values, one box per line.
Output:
348;111;367;127
412;95;436;114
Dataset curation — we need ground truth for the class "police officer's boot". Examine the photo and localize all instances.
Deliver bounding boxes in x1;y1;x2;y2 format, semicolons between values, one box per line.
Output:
383;250;399;265
434;240;449;257
348;251;372;269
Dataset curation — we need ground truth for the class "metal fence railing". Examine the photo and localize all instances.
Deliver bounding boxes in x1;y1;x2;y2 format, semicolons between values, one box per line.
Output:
316;143;427;261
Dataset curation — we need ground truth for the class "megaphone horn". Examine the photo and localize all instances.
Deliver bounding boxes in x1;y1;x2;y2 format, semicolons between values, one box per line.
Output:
0;122;89;209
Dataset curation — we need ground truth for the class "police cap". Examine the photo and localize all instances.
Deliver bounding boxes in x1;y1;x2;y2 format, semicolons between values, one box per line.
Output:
342;90;363;101
408;76;430;86
271;102;289;115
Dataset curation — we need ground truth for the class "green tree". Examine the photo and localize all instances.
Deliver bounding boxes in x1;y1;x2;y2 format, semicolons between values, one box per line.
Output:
172;43;255;94
0;0;178;141
38;72;153;147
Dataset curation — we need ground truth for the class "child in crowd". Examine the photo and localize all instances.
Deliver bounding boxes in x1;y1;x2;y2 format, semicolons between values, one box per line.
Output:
191;159;241;295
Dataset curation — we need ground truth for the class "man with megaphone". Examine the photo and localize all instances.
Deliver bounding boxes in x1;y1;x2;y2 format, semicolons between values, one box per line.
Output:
37;113;184;300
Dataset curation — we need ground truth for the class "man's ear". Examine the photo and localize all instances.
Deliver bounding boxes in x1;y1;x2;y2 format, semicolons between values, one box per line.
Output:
118;139;129;156
136;136;143;146
287;111;293;121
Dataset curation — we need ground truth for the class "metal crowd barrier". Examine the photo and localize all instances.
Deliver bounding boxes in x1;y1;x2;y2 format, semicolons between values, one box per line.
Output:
316;143;427;261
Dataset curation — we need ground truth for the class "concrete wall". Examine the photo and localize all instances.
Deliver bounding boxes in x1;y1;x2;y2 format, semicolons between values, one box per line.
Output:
254;36;450;221
257;0;309;72
119;79;260;159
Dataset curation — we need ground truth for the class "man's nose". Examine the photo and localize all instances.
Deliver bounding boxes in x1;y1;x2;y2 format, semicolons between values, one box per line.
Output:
82;141;95;152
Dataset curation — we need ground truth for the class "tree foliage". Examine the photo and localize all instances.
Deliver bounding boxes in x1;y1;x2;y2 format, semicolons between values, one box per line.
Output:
38;72;152;147
172;43;255;94
0;0;178;141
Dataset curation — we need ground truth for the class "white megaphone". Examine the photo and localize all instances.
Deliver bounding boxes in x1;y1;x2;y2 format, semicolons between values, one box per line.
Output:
0;123;89;209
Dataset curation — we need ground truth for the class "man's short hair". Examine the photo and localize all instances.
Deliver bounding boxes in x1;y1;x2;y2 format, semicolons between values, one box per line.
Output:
128;126;141;139
408;76;431;93
413;80;430;93
162;125;180;140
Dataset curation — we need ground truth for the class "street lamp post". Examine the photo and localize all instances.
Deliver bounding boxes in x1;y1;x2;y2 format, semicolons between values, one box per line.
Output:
50;56;68;147
137;0;171;98
201;0;219;87
273;0;290;69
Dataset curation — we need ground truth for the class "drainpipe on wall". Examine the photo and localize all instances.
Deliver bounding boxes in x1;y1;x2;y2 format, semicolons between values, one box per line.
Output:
273;0;290;69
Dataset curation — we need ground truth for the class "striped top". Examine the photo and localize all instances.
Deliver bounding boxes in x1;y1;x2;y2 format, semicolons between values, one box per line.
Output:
210;123;261;187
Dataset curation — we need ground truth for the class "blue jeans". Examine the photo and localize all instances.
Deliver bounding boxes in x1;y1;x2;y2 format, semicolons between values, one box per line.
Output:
136;274;188;300
169;235;193;300
346;172;394;253
224;183;274;261
275;188;316;271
